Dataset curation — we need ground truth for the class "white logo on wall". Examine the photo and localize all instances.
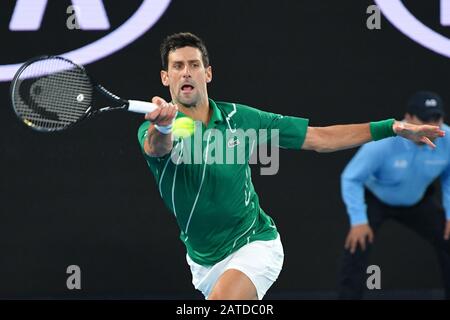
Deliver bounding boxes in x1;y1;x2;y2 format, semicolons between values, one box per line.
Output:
10;0;110;31
0;0;172;82
374;0;450;58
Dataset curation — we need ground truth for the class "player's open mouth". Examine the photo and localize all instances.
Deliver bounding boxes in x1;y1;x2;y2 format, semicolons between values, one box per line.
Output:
181;84;194;93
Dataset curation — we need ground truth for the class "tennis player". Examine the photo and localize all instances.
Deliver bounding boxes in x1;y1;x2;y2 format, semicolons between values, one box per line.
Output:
137;32;444;300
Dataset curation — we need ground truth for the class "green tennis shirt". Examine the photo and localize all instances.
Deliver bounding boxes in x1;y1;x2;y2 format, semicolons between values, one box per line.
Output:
137;99;309;266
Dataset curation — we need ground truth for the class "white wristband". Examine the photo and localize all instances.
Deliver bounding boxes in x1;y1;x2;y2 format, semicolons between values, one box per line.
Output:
154;123;173;134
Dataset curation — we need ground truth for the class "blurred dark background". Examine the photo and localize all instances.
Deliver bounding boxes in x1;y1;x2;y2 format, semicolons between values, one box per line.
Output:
0;0;449;299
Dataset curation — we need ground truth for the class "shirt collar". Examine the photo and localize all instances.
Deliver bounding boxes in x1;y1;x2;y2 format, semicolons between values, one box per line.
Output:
208;98;224;125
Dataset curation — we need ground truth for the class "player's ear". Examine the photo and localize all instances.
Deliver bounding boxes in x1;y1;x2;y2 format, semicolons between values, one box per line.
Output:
206;66;212;83
161;70;169;87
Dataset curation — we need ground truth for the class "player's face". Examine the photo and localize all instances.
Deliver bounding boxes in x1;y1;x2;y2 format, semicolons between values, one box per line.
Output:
161;46;212;108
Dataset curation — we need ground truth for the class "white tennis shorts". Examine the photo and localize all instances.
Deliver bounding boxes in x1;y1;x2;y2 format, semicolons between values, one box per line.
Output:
186;233;284;300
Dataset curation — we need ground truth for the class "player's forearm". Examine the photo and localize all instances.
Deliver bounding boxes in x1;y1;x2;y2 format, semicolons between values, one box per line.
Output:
302;120;407;152
144;126;173;157
303;123;373;153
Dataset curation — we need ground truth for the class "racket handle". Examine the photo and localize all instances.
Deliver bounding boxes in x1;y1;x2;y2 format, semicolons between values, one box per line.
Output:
127;100;158;114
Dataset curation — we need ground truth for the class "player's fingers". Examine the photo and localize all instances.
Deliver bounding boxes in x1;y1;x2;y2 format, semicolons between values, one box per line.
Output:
158;105;170;119
429;125;444;136
162;104;178;120
151;96;168;107
160;105;177;121
145;108;162;121
421;136;436;149
153;105;178;126
422;125;445;138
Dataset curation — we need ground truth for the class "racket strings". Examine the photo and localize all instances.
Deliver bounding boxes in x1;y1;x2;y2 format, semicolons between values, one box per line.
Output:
12;57;93;131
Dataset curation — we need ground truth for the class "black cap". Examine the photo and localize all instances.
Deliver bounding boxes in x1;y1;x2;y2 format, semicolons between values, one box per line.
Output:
407;91;445;122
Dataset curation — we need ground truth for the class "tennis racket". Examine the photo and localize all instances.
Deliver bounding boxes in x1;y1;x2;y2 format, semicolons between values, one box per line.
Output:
10;55;157;132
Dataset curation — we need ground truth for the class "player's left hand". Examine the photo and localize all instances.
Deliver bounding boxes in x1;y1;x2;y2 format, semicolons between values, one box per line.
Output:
444;220;450;241
393;121;445;148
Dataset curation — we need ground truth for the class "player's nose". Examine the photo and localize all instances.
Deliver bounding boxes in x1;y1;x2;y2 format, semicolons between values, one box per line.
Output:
181;66;192;78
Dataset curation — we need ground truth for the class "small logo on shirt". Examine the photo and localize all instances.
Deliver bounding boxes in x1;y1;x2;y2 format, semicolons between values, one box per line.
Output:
227;137;240;148
394;159;408;168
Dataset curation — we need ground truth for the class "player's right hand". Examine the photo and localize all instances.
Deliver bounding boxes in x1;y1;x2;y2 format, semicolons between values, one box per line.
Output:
145;96;178;126
344;224;374;254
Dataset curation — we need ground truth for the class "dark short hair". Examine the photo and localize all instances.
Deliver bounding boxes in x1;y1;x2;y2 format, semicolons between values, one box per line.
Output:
160;32;210;70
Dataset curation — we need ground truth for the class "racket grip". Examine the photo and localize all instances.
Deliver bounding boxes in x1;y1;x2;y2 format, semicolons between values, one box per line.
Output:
128;100;158;114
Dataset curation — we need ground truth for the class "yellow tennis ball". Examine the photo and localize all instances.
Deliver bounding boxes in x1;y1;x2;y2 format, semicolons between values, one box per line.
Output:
172;117;195;139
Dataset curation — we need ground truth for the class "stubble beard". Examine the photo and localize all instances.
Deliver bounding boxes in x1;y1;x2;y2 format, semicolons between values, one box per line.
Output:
176;93;200;109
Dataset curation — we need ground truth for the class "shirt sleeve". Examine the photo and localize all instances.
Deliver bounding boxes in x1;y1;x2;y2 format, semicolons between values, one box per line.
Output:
137;121;150;151
441;163;450;220
341;142;383;226
257;109;309;149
